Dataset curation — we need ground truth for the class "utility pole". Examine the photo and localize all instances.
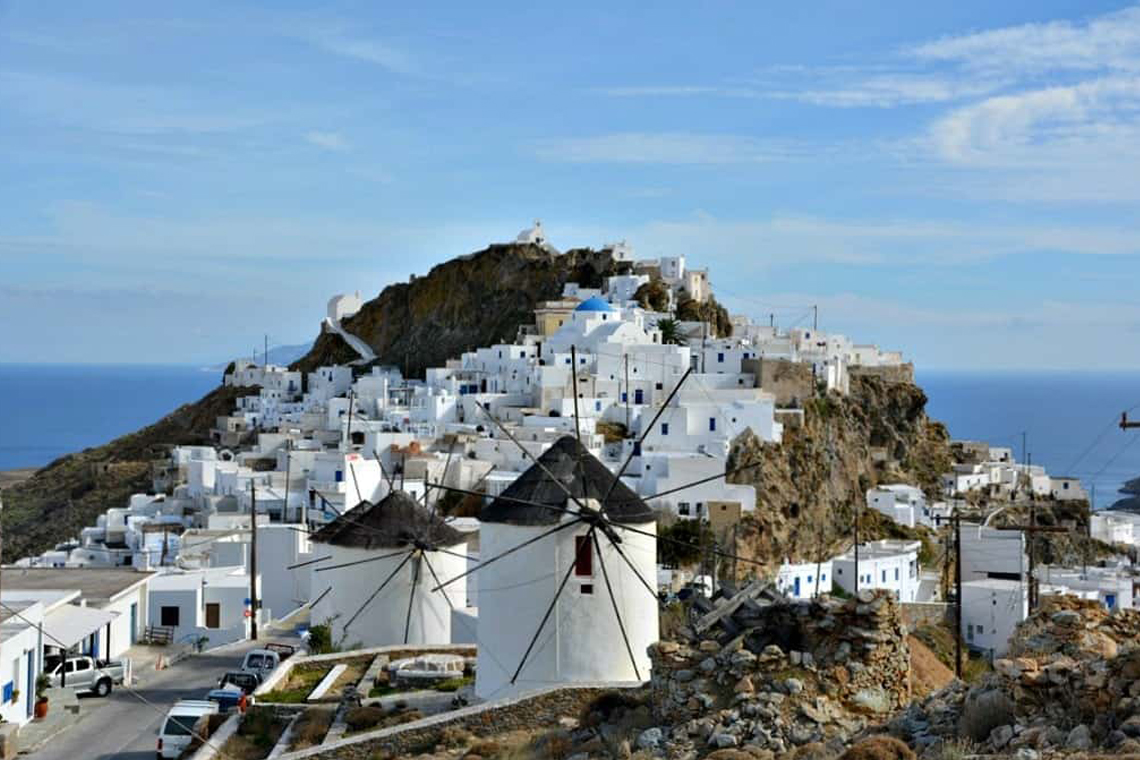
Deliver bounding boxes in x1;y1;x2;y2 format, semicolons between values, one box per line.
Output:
814;521;824;598
994;510;1067;612
1121;412;1140;430
282;438;293;523
249;481;258;641
345;391;356;450
264;334;269;367
624;353;631;430
812;305;818;332
853;501;860;594
161;524;169;567
953;513;962;680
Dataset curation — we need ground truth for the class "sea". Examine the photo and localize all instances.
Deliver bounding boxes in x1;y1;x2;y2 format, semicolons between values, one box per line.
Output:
0;364;1137;510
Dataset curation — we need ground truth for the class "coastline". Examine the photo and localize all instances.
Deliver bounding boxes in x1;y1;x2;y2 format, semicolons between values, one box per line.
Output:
0;468;36;491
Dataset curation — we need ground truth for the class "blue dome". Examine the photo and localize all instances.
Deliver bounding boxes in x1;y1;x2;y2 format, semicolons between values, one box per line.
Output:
574;296;616;312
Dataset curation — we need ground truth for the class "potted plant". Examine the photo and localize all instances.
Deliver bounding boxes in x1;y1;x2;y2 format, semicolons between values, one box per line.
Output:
34;674;50;719
10;689;19;704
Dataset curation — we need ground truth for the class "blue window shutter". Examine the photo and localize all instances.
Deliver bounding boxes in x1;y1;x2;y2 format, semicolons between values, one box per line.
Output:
662;423;669;436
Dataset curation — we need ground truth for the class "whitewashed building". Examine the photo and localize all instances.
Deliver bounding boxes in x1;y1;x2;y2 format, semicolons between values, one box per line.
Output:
961;579;1028;658
775;560;833;600
832;540;921;602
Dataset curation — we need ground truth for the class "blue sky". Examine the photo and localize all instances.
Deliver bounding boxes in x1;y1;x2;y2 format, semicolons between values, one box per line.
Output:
2;1;1140;369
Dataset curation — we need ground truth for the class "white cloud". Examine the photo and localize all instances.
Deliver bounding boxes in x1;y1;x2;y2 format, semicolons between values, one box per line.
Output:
301;28;419;75
305;131;350;151
531;133;804;164
909;5;1140;75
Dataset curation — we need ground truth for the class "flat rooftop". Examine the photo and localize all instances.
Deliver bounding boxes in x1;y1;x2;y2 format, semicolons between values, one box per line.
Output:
0;567;153;603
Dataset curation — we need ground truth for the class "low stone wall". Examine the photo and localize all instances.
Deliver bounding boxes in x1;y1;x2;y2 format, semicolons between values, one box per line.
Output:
275;683;636;759
849;363;915;385
646;591;910;754
900;602;951;630
744;358;815;406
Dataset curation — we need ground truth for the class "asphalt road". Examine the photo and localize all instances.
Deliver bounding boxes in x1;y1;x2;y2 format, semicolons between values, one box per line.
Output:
30;640;270;760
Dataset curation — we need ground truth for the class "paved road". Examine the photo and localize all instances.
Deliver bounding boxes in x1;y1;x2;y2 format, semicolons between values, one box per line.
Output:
30;639;274;760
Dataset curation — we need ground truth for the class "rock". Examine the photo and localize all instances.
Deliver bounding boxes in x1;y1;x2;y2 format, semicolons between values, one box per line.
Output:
851;687;891;714
700;640;721;653
734;676;755;695
637;727;664;750
1065;724;1092;750
790;651;802;665
618;739;632;759
1014;749;1039;760
990;724;1014;749
700;657;717;673
1122;714;1140;738
785;678;804;695
675;669;696;683
710;733;738;748
1051;610;1081;626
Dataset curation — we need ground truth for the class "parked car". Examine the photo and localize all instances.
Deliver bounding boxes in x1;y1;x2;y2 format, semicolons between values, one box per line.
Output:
157;699;219;759
44;655;129;697
205;686;250;713
217;670;260;694
239;649;281;680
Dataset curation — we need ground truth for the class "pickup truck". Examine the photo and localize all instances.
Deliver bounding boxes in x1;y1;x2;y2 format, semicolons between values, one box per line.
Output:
217;670;260;694
45;655;130;697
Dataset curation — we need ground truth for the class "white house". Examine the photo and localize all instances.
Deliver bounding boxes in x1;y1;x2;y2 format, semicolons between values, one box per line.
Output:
961;579;1028;658
1038;566;1134;611
0;597;46;725
148;566;254;648
866;485;926;529
476;436;658;701
959;524;1026;582
1050;477;1088;501
832;540;921;602
308;491;468;649
327;291;363;322
1091;512;1135;546
775;560;833;600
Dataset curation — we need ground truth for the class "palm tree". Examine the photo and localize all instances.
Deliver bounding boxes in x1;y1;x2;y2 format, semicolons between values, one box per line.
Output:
657;318;683;345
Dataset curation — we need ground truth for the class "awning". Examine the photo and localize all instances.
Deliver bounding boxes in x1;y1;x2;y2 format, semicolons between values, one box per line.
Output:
43;605;118;650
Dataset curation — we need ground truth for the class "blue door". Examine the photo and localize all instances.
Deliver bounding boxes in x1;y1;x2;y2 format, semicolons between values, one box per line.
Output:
1106;593;1117;609
793;577;801;596
130;603;138;645
634;389;643;404
25;652;33;719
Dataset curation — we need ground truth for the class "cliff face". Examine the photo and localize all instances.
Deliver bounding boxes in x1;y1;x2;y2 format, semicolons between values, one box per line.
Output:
294;243;620;378
1;384;257;562
727;374;953;570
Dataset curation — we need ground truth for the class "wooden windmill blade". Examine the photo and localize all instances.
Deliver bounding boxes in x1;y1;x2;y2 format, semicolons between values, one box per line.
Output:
313;548;413;573
403;554;423;645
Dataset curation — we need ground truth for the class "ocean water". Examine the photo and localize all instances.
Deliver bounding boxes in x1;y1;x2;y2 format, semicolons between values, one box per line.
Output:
918;370;1140;510
0;364;220;470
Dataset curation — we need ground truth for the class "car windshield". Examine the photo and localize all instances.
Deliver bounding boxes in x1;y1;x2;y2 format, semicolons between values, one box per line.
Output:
163;715;200;737
246;654;271;668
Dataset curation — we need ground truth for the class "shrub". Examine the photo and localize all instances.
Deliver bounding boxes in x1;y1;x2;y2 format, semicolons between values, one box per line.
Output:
839;735;915;760
307;623;334;654
468;740;502;758
344;706;387;732
925;739;976;760
291;708;333;750
958;688;1014;742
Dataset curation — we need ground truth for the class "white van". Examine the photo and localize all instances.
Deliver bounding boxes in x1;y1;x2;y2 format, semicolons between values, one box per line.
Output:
157;699;219;759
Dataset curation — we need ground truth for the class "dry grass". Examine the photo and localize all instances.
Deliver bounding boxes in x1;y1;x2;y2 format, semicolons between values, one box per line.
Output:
344;705;423;735
289;707;334;751
258;663;331;703
908;635;955;699
221;708;288;760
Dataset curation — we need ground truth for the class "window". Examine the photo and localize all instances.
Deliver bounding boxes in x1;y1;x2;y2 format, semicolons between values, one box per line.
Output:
580;584;594;595
574;535;593;577
161;606;180;626
595;401;602;412
655;382;663;390
895;568;899;581
837;568;842;575
709;418;716;432
717;352;724;363
661;423;669;436
881;570;886;583
821;573;827;582
679;503;690;515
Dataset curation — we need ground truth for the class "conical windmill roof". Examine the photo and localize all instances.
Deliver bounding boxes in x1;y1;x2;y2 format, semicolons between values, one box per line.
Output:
482;435;655;526
310;490;465;549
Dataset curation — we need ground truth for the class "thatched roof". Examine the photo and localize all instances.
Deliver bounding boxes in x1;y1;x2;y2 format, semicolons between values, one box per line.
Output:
310;490;465;549
482;436;654;526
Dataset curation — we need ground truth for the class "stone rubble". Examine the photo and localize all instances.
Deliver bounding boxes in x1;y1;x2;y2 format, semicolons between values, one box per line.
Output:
891;595;1140;758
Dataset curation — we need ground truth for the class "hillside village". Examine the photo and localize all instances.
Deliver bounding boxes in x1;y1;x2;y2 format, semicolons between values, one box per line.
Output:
1;225;1136;758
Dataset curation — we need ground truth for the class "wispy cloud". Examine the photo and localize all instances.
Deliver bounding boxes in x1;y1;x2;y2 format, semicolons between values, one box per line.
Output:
300;27;419;75
531;133;806;165
304;131;350;151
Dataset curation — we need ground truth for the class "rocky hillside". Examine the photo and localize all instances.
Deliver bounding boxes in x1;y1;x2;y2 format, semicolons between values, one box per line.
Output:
727;374;953;571
294;243;622;377
1;383;257;561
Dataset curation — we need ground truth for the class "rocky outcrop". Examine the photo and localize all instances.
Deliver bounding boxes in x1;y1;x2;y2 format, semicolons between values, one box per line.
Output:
292;244;621;378
893;595;1140;757
646;590;911;758
727;374;951;571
